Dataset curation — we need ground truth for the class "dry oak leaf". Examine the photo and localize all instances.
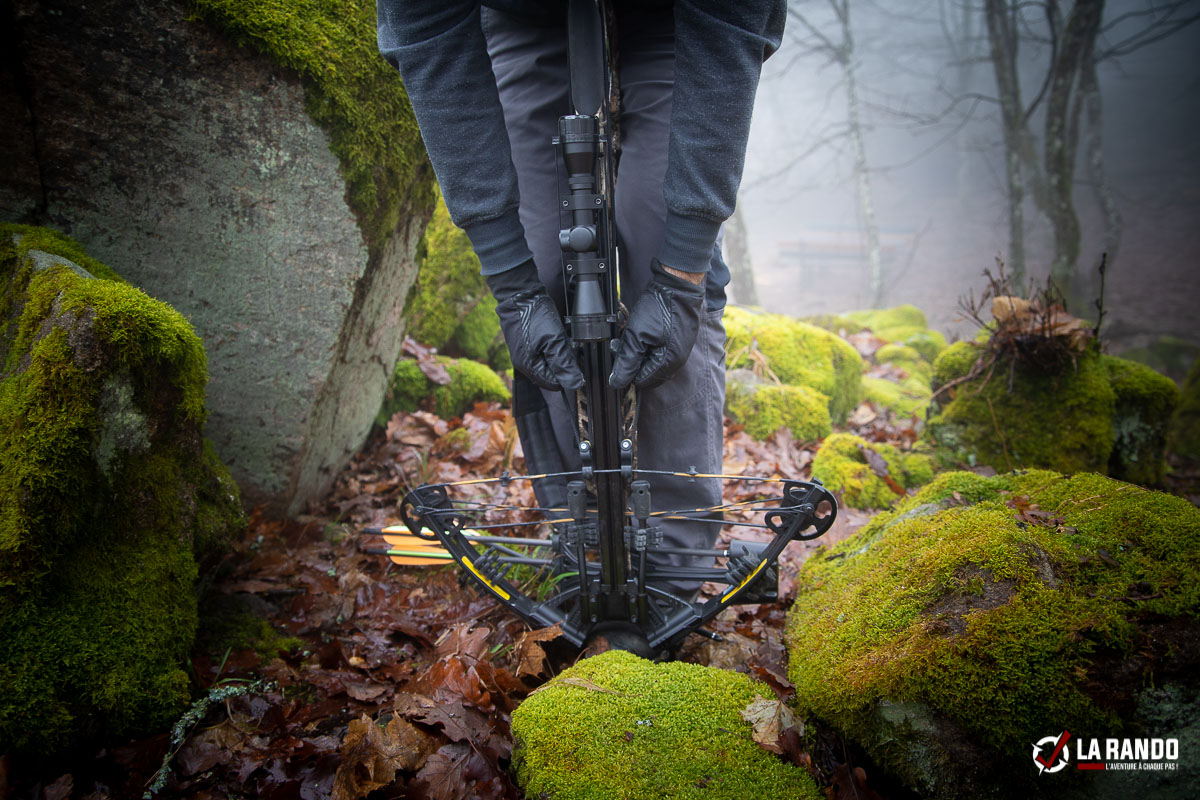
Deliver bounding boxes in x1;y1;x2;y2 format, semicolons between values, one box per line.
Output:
332;714;436;800
511;623;564;680
740;695;802;755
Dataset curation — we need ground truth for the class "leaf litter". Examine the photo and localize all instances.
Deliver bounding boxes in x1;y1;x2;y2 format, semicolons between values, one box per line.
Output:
21;400;907;799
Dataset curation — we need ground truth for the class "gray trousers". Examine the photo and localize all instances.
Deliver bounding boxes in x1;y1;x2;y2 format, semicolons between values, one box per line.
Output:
482;6;726;583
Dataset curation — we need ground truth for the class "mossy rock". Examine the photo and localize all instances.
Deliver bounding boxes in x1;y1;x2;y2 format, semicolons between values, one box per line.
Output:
861;375;930;418
811;432;935;509
378;355;509;423
724;306;862;425
0;226;245;754
1104;355;1180;484
725;371;832;442
406;193;491;352
928;345;1116;474
1169;355;1200;462
192;0;434;246
511;650;821;800
929;344;1179;483
845;304;928;331
450;294;511;372
785;470;1200;799
1116;335;1200;385
799;312;864;335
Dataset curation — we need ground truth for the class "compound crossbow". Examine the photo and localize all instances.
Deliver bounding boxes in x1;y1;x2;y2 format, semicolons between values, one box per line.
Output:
370;0;836;655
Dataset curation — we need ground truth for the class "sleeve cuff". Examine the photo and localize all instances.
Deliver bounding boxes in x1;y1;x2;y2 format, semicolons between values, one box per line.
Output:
658;211;723;273
464;208;535;275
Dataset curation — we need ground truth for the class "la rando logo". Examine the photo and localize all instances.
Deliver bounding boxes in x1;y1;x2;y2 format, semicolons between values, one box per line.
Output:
1032;729;1181;774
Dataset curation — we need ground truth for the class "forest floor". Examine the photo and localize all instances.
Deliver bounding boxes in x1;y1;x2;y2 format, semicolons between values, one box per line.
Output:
23;400;920;800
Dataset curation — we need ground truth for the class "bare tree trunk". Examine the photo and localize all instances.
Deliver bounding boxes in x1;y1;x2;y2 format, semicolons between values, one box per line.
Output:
723;201;759;306
1043;0;1103;301
837;6;885;308
984;0;1028;288
1080;34;1120;301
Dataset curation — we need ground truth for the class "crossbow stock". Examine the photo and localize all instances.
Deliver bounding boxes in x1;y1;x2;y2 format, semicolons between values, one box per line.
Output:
373;0;836;654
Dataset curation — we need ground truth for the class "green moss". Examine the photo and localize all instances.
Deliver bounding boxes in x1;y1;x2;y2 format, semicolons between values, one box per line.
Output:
725;379;832;441
1103;355;1179;485
861;375;930;418
451;294;511;371
724;306;862;424
512;650;820;800
811;433;936;509
785;470;1200;793
1168;355;1200;462
0;228;244;754
845;304;927;333
875;343;922;365
378;355;510;423
406;194;491;350
191;0;435;247
931;340;982;388
1117;335;1200;385
897;328;948;362
926;348;1114;474
197;594;304;663
799;313;864;335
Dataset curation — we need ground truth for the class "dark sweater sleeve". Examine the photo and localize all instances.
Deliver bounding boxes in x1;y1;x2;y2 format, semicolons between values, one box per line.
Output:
377;0;532;275
659;0;784;273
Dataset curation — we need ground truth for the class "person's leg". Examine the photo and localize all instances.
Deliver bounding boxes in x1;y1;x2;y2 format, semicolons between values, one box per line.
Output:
614;7;727;596
481;10;579;503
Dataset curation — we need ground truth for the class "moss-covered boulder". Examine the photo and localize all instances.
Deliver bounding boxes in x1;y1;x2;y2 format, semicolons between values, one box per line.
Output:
1116;335;1200;385
512;650;820;800
928;342;1178;483
404;194;510;370
1;0;435;514
1105;356;1180;484
1169;355;1200;462
842;305;948;362
0;227;245;754
725;306;862;425
786;470;1200;799
811;433;935;509
725;370;831;442
378;356;510;423
867;343;935;417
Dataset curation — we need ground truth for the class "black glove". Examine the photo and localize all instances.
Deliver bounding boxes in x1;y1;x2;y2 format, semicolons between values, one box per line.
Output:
608;259;706;390
488;261;584;392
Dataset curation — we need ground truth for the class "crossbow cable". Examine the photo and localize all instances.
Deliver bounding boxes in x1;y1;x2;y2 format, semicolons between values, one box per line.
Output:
384;0;839;652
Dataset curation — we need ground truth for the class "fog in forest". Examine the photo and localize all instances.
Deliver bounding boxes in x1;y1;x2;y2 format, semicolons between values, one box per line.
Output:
736;0;1200;350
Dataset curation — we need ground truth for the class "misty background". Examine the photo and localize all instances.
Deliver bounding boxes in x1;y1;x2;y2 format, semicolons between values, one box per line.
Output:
734;0;1200;349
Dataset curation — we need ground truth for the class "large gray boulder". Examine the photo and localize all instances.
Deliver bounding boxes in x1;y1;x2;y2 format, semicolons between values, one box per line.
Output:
0;0;434;513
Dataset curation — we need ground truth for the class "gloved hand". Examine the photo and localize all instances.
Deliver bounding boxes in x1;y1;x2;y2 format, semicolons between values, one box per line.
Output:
488;261;584;392
608;259;706;390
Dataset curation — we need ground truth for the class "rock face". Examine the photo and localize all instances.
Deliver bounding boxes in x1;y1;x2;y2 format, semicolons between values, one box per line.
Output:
0;227;244;754
786;470;1200;799
511;650;820;800
0;0;433;513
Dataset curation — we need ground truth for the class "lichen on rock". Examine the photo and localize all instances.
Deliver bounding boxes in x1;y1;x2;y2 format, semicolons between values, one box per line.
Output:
1104;355;1179;484
786;470;1200;799
811;432;934;509
724;306;862;425
0;226;244;754
511;649;820;800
